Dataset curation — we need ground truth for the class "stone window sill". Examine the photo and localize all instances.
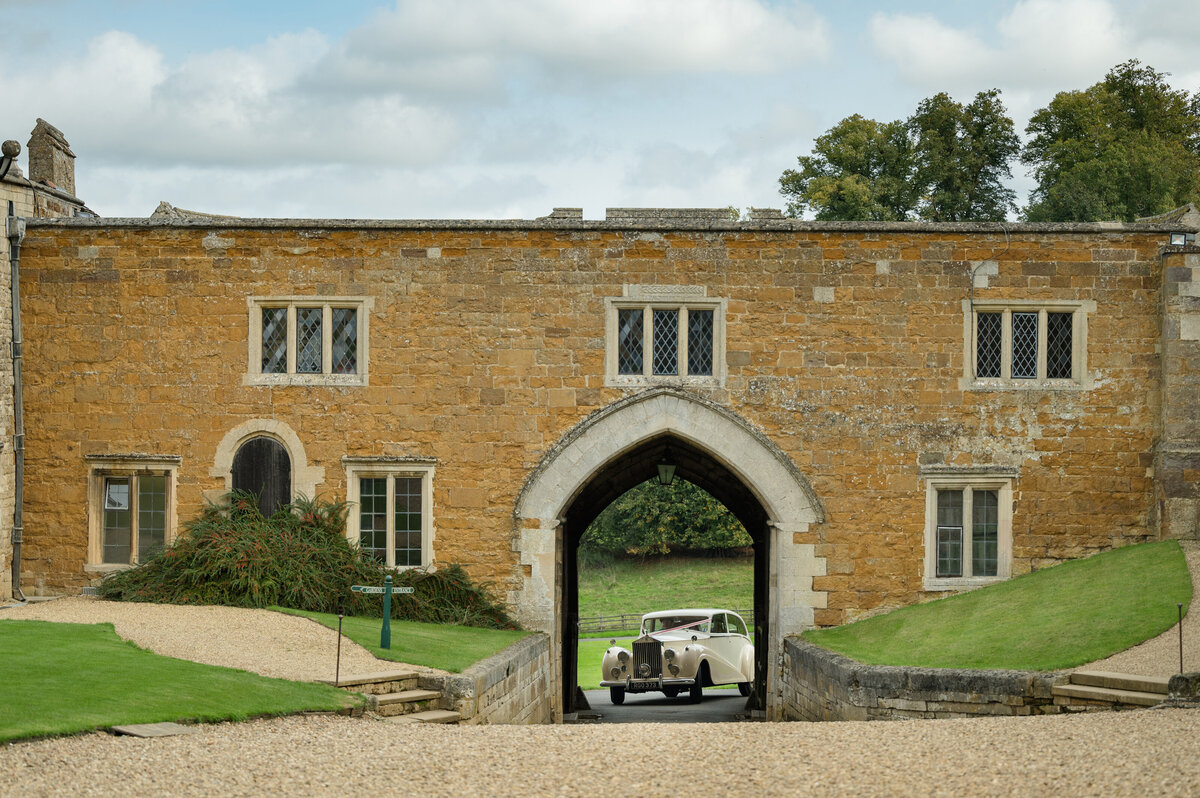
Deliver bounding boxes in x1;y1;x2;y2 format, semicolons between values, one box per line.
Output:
923;576;1007;592
85;563;134;574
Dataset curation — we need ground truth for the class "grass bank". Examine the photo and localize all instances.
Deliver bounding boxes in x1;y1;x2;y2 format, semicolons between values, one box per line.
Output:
803;540;1191;671
276;608;530;672
0;620;354;743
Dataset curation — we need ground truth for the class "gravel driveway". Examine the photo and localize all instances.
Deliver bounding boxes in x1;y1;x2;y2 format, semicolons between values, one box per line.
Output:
0;597;440;682
3;542;1199;796
3;709;1199;797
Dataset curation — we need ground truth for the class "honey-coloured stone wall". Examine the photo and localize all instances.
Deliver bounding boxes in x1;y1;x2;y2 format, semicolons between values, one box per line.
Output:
13;216;1188;627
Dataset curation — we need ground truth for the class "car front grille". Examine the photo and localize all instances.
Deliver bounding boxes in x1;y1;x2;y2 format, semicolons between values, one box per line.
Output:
633;639;663;678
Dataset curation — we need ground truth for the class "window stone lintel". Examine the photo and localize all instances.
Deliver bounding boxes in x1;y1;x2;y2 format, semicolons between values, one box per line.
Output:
919;465;1018;480
622;284;708;300
342;456;437;467
85;454;182;466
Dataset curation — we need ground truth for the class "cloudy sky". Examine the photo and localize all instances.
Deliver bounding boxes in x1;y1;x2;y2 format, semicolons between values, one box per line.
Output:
3;0;1198;220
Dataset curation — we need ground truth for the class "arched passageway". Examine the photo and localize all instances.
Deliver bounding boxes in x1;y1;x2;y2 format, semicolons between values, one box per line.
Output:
561;434;770;713
514;388;825;721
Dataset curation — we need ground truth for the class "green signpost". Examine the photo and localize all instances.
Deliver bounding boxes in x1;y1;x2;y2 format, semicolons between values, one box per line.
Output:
351;574;415;649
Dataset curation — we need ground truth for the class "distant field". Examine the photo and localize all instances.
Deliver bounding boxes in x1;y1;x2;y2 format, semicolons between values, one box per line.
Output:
578;555;754;619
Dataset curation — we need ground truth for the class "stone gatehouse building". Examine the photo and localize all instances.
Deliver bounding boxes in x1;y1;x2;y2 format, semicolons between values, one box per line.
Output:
7;200;1200;718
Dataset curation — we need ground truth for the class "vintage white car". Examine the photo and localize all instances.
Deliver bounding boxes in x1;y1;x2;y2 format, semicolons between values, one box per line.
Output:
600;608;754;704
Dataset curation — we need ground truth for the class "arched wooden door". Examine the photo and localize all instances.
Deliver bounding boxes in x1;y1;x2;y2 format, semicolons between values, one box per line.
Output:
231;436;292;516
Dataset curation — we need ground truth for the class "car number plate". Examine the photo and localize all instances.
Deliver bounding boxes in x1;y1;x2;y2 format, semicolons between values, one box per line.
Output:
630;680;658;690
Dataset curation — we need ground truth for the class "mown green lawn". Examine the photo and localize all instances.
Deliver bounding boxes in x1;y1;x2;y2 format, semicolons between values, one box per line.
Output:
804;540;1192;671
275;608;530;673
578;555;753;618
0;620;355;743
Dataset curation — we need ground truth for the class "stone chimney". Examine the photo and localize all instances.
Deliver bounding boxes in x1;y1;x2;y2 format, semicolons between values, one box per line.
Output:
26;118;76;196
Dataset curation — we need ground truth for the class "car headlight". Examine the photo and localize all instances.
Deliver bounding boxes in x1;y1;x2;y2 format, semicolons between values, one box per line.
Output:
664;648;676;661
668;664;680;675
617;650;629;663
610;667;621;679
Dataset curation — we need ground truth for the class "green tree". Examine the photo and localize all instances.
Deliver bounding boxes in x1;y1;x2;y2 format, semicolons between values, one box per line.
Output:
1022;60;1200;222
780;90;1019;222
581;479;751;557
778;114;918;220
909;90;1020;221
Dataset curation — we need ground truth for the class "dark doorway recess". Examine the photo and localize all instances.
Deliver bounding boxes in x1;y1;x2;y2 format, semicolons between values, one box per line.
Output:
231;436;292;517
562;434;770;716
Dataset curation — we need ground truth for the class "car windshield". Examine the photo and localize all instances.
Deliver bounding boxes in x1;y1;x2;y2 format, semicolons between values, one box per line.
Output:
643;616;709;634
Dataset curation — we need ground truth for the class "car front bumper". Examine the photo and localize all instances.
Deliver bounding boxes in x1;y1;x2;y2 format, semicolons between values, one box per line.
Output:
600;677;697;690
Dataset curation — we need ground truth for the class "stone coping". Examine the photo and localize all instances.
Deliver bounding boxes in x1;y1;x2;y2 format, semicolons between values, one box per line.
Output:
22;215;1198;235
790;637;1064;698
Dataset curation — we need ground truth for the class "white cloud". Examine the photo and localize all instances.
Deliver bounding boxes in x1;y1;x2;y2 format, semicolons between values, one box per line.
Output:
4;29;461;170
868;0;1126;95
324;0;831;98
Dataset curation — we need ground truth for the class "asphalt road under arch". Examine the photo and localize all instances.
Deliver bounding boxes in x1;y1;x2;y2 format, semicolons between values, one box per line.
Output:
582;688;748;723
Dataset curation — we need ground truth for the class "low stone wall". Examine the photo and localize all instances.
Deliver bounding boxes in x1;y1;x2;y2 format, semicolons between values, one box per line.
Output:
781;636;1066;721
423;633;552;724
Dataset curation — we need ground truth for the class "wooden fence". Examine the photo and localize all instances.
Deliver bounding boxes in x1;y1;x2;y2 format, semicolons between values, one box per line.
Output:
578;609;754;634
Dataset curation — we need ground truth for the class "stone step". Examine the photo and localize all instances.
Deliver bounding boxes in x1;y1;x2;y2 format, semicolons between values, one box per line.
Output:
1069;670;1170;695
1052;683;1166;707
371;689;443;717
385;709;462;725
323;670;421;694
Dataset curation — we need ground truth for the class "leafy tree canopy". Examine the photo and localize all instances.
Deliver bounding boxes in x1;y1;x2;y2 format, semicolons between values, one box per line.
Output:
1022;60;1200;222
779;90;1019;222
581;479;751;557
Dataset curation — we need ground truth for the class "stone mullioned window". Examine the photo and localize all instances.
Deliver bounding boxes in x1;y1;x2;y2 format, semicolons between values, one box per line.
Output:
921;467;1015;591
343;457;435;570
962;299;1094;389
245;296;373;386
85;455;180;571
605;286;725;387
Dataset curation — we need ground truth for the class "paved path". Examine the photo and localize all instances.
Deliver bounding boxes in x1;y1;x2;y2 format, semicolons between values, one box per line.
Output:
582;687;746;723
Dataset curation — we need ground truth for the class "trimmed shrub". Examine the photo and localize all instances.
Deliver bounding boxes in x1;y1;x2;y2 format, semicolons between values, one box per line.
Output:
97;493;516;629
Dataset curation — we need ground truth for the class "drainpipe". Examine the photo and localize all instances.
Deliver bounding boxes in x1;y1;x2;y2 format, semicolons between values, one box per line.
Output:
7;211;25;600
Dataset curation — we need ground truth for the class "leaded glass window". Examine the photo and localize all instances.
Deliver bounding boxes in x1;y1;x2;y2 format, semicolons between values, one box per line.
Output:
137;475;167;560
332;308;358;374
349;465;431;569
102;478;132;564
100;472;170;565
261;307;287;374
609;299;721;381
1046;312;1073;379
252;299;367;382
688;309;714;376
652;310;679;375
296;307;323;374
394;476;423;567
359;477;388;562
936;489;963;578
976;312;1002;378
972;489;998;577
617;308;643;375
1011;312;1038;379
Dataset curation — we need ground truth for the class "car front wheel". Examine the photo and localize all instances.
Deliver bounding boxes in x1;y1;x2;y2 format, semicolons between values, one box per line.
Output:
738;681;752;697
688;682;703;703
662;687;680;698
609;686;625;705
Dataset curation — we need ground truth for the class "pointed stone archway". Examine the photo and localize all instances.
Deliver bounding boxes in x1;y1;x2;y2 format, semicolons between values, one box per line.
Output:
512;388;825;721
